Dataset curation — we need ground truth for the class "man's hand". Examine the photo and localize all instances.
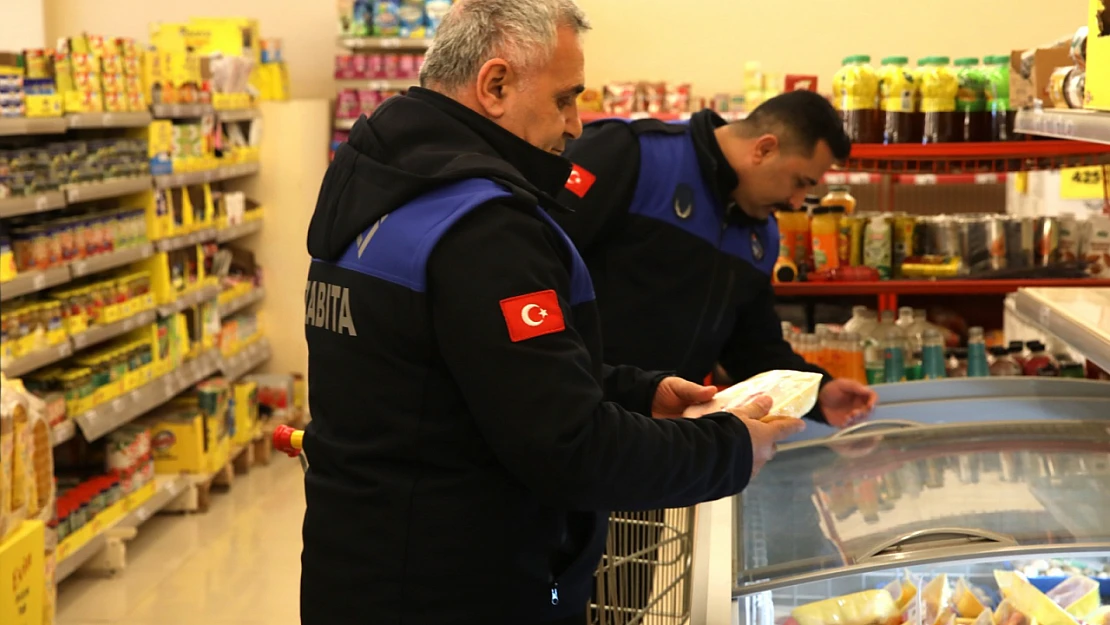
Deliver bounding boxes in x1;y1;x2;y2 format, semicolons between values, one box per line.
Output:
652;377;718;419
819;379;878;428
728;395;806;480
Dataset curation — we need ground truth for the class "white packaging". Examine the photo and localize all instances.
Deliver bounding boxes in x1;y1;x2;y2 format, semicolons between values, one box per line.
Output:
1083;215;1110;277
683;369;823;420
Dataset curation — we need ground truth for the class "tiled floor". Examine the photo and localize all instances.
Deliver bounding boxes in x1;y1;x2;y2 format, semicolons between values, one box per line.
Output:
57;457;305;625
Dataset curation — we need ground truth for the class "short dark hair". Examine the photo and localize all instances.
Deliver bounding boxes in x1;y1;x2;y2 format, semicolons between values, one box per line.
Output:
732;91;852;161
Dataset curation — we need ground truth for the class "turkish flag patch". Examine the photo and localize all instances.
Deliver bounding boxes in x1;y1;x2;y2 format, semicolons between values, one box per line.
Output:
564;164;596;198
499;289;566;342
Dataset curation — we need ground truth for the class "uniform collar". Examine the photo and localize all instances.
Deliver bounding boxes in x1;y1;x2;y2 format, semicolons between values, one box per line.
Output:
689;109;766;226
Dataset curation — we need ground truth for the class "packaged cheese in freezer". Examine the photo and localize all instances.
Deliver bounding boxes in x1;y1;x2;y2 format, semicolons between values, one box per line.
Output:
683;369;823;420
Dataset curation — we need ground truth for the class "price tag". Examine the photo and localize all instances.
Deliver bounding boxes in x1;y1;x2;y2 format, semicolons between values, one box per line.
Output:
72;260;88;276
57;343;71;358
112;397;127;413
36;195;50;211
123;317;135;331
73;333;88;349
381;38;401;48
102;113;116;127
913;174;938;186
975;173;1001;185
1059;166;1107;200
824;173;847;185
847;173;875;185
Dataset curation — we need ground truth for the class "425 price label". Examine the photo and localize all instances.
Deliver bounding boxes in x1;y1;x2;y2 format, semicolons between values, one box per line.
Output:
1060;166;1109;200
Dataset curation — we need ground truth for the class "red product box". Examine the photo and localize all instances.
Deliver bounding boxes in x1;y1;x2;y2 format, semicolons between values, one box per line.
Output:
398;54;416;79
784;75;819;92
335;54;354;79
383;53;400;79
358;89;382;114
352;55;370;79
369;54;386;79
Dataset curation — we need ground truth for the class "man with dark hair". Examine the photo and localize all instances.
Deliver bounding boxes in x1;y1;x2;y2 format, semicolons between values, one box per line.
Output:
554;91;876;618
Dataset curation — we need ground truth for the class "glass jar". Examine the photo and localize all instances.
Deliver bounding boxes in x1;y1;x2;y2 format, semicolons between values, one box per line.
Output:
878;56;921;144
833;55;881;144
919;56;961;143
989;346;1022;376
954;57;990;142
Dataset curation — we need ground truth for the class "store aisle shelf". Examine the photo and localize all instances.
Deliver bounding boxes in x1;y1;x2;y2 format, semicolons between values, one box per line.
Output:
71;309;158;350
844;140;1110;173
216;219;263;243
71;243;154;278
157;284;221;317
74;349;219;442
579;111;747;124
774;278;1110;298
0;191;67;218
339;36;432;50
64;176;153;204
335;77;417;90
151;103;214;119
217;338;271;383
1;342;73;377
0;266;72;302
1009;287;1110;373
1014;108;1110;145
55;475;191;583
153;162;260;189
52;419;76;447
66;111;154;129
0;116;68;137
218;109;260;122
218;287;265;318
155;228;218;252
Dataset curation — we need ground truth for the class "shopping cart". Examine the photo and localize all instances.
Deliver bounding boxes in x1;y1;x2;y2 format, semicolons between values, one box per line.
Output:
272;426;695;624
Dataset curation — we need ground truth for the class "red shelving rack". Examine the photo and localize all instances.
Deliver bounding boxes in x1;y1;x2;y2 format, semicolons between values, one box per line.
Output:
774;279;1110;312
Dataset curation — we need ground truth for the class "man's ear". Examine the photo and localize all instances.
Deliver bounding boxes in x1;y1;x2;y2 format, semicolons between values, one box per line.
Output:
475;58;512;119
752;134;778;164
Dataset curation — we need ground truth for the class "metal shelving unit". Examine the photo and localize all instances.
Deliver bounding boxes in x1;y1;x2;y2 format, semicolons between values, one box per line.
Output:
0;191;67;219
218;287;265;318
64;176;153;204
216;338;272;383
0;116;68;137
66;111;154;129
1015;108;1110;145
153;162;260;189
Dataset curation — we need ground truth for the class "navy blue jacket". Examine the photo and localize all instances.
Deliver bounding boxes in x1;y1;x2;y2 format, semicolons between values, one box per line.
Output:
554;112;830;420
300;89;762;625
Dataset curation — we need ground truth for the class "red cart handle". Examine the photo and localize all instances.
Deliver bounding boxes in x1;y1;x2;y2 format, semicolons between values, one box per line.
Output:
273;424;304;457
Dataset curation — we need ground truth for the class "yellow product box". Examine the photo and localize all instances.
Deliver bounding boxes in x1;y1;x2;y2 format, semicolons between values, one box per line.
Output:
231;381;258;445
207;434;230;474
213;92;253;110
0;248;16;282
149;410;208;474
0;520;45;625
256;62;290;101
24;94;63;118
185;18;261;62
1086;0;1110;110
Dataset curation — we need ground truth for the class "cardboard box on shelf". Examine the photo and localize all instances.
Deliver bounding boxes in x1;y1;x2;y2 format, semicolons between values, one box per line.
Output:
0;520;45;625
148;410;207;474
1010;45;1074;109
1086;0;1110;110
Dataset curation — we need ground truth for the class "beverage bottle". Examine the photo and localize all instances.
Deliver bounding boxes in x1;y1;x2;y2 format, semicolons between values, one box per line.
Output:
782;321;796;351
946;348;968;378
966;326;990;378
1023;340;1059;377
1057;353;1085;378
1008;340;1027;367
921;328;947;379
842;332;867;384
988;345;1022;376
882;326;907;383
896;307;924;380
843;306;869;334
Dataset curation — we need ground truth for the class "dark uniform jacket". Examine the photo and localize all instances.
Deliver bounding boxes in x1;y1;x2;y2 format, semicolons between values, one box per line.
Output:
300;88;763;625
554;111;831;421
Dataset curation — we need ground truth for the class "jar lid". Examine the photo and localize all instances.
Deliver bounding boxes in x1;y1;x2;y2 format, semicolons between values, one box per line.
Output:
881;56;909;65
989;345;1009;356
842;54;872;65
827;184;851;193
954;57;980;66
984;55;1009;65
828;206;846;214
810;206;831;215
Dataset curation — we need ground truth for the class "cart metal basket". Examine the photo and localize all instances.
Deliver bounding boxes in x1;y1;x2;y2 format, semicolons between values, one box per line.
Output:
274;426;696;624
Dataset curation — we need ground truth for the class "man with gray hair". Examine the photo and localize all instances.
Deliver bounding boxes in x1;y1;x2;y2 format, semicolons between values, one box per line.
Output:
301;1;803;623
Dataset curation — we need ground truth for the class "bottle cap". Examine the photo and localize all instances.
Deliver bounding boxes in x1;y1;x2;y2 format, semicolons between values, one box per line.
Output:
1026;340;1045;351
1008;340;1024;353
881;56;909;65
989;346;1009;356
843;55;872;65
954;57;980;66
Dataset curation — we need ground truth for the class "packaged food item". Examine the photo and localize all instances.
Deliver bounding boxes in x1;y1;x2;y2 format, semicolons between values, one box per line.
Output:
1082;214;1110;277
810;205;841;272
863;213;893;280
792;589;899;625
374;0;402;36
682;370;823;420
832;55;881;144
425;0;452;37
954;58;990;142
878;56;921;144
891;214;917;277
1034;216;1060;266
398;0;426;38
919;57;960;143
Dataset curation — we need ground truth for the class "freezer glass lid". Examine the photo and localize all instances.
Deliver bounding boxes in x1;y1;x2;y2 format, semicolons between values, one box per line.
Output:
733;420;1110;593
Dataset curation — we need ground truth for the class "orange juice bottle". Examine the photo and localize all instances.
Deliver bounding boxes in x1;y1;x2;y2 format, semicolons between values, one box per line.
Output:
810;206;841;272
821;185;857;215
843;332;868;384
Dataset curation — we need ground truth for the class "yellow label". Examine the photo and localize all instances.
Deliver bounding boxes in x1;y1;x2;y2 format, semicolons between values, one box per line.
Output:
1060;166;1107;200
880;67;916;113
921;98;957;113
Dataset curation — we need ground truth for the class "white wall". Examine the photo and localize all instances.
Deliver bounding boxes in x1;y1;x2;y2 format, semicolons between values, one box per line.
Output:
1;0;45;49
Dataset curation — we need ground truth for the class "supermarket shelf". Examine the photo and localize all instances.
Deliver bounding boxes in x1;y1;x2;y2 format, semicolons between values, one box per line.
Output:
74;349;219;442
335;77;417;90
335;118;357;131
151;103;214;119
216;219;263;243
155;228;218;252
818;172;1009;185
153;162;260;189
64;176;153;204
52;419;76;447
0;266;72;302
66;111;154;129
217;338;271;383
218;287;265;318
339;36;432;50
844;140;1110;174
1009;288;1110;373
157;284;221;317
1014;108;1110;145
55;475;190;582
71;243;154;278
217;109;260;122
0;191;67;218
0;116;68;137
1;341;73;377
774;278;1110;298
579;111;747;124
71;309;157;350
